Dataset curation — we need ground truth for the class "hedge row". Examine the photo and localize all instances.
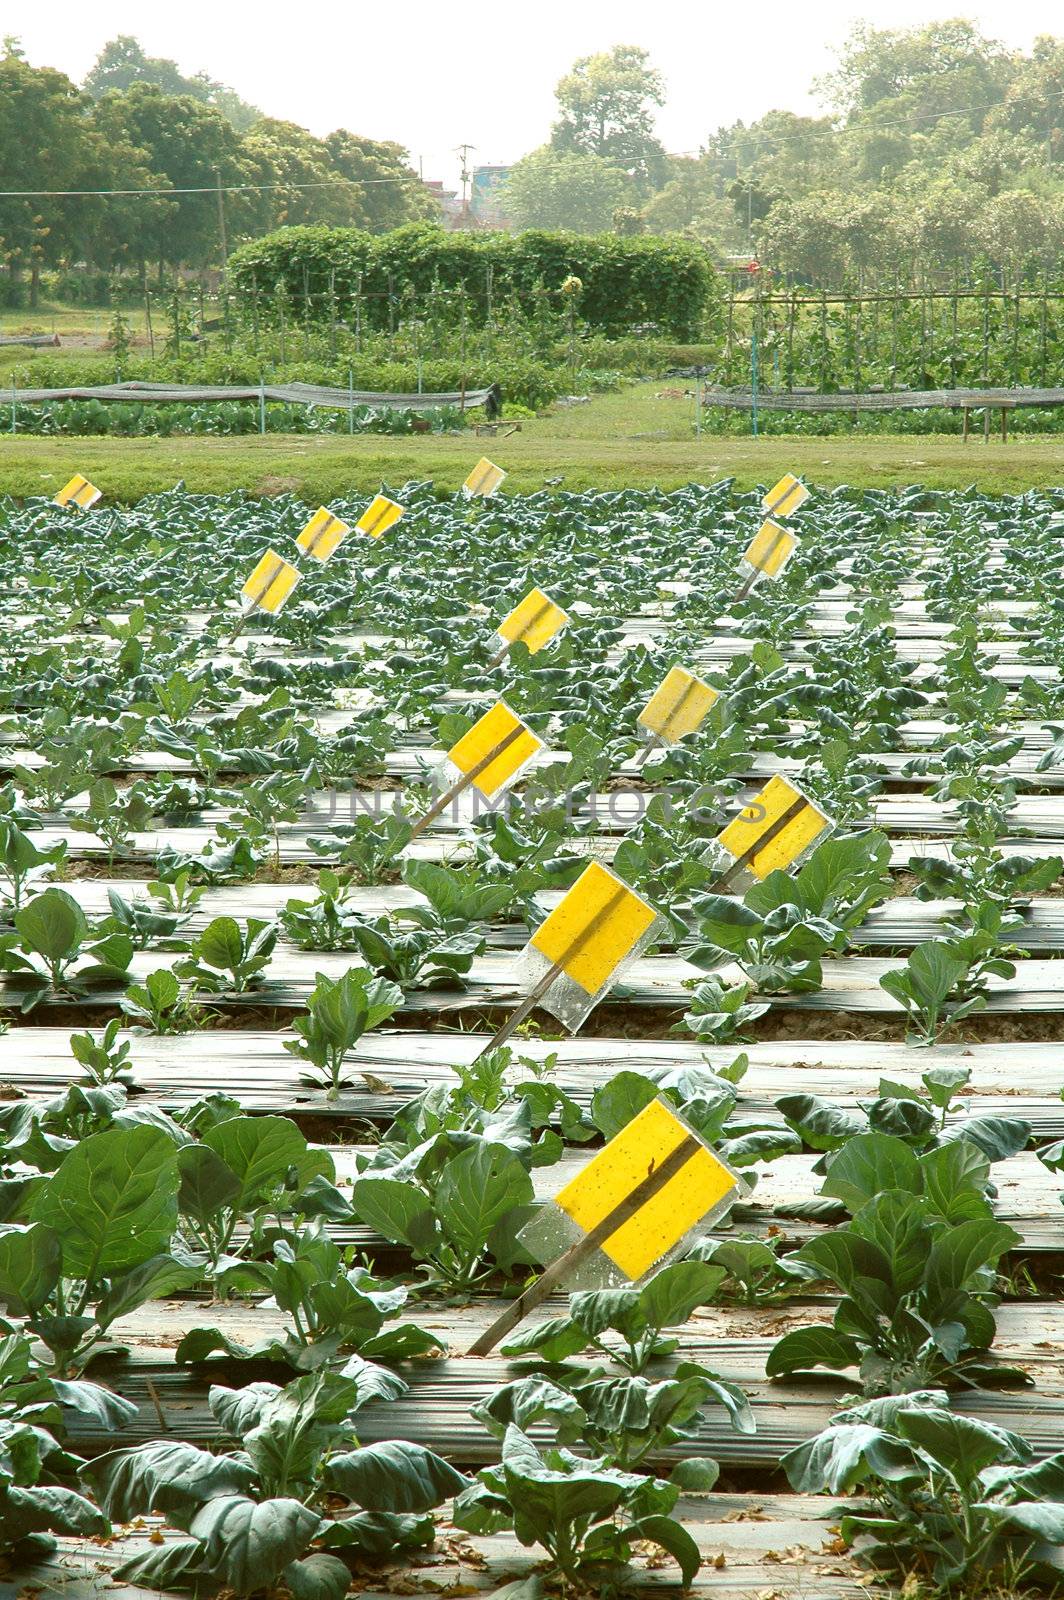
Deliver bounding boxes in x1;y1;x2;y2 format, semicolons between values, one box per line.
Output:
228;224;717;340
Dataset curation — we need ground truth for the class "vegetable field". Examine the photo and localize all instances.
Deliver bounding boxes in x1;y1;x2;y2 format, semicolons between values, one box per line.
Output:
2;473;1064;1599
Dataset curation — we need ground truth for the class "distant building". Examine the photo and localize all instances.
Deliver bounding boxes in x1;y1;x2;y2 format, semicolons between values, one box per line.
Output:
423;179;464;230
470;166;512;228
423;167;513;231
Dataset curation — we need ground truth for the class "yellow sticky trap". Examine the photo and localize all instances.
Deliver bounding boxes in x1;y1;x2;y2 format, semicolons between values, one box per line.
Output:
554;1098;740;1280
638;666;718;743
717;775;832;880
448;700;542;799
742;520;797;578
498;587;568;655
531;861;656;997
241;549;302;615
463;457;506;498
297;508;351;563
762;473;809;519
356;494;404;538
54;474;101;510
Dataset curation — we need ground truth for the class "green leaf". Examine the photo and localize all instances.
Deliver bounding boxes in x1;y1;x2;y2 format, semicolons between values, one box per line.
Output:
435;1142;534;1259
919;1142;992;1221
991;1501;1064;1544
350;1177;440;1252
188;1495;323;1591
283;1553;353;1600
775;1093;866;1152
820;1133;920;1212
629;1513;701;1586
31;1125;180;1281
14;888;88;962
95;1253;200;1330
783;1422;920;1494
897;1409;1028;1483
669;1457;720;1491
766;1325;862;1377
177;1143;242;1224
589;1072;659;1140
3;1483;110;1538
112;1537;203;1588
82;1440;255;1521
325;1441;469;1512
0;1222;61;1315
636;1260;725;1330
923;1219;1020;1299
202;1115;316;1213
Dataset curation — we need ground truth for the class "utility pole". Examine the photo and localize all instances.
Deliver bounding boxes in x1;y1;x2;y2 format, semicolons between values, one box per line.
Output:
215;168;228;268
455;143;476;224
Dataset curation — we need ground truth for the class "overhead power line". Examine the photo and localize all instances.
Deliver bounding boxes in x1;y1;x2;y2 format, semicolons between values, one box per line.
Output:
0;174;424;198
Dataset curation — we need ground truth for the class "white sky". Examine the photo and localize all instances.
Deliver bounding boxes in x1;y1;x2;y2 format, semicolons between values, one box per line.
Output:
14;1;1064;188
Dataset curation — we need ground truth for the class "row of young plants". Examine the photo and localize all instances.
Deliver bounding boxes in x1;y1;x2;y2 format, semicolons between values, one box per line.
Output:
3;400;464;438
0;479;1061;1594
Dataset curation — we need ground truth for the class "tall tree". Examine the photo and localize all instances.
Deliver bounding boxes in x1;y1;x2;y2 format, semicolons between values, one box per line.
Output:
84;36;262;131
550;45;667;190
324;131;436;231
92;84;250;270
502;147;633;232
0;46;90;301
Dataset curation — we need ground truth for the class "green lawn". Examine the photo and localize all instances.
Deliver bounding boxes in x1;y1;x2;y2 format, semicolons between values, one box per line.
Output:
1;378;1063;500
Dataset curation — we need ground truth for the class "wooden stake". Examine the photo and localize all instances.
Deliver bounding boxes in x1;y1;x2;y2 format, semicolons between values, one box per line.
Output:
467;1132;701;1356
633;734;661;770
487;639;511;670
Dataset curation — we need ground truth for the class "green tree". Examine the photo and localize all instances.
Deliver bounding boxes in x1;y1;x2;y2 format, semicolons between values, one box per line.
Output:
92;83;250;271
501;148;633;233
323;130;436;231
0;49;90;303
643;157;740;249
84;35;262;131
241;119;360;230
550;45;667;190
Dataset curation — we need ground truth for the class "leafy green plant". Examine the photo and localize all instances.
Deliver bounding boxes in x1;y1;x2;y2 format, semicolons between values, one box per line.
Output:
83;1367;470;1597
686;1235;821;1304
351;1112;538;1291
497;1260;731;1374
0;1124;197;1373
175;1222;440;1369
453;1425;701;1589
68;777;154;862
686;831;892;994
674;973;769;1044
0;888;134;1010
307;811;413;885
176;1113;351;1274
175;916;278;993
0;809;65;917
785;1391;1064;1593
0;1329;129;1561
879;935;1016;1046
120;967;205;1034
474;1360;752;1473
284;968;403;1098
401;858;517;927
777;1075;1030;1166
766;1133;1027;1394
68;1019;134;1086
